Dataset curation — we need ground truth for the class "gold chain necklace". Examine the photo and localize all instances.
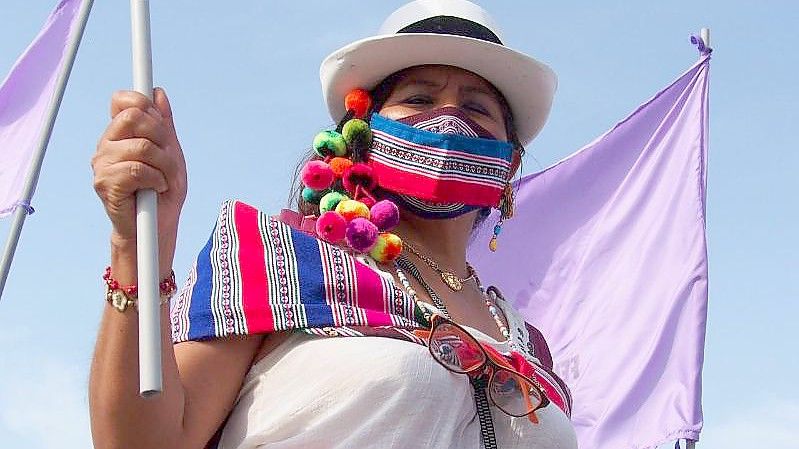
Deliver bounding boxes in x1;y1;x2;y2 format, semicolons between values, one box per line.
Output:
402;241;475;291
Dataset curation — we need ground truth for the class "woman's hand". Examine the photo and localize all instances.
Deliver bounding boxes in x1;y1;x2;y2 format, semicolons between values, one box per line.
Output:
91;88;187;261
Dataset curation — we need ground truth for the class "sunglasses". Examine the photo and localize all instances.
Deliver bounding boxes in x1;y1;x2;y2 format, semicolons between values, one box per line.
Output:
418;314;550;421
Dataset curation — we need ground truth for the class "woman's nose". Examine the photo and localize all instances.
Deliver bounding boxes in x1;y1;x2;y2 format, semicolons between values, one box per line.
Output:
433;88;461;109
433;97;462;110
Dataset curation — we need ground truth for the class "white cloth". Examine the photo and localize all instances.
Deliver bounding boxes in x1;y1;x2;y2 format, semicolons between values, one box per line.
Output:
217;331;577;449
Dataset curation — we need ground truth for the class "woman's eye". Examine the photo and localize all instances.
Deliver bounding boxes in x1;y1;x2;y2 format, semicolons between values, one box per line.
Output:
403;95;432;105
465;102;490;116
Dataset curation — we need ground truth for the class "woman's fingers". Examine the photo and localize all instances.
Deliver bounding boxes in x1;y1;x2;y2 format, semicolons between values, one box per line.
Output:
95;138;177;180
93;160;169;240
153;87;177;138
104;105;168;147
94;159;169;203
94;88;187;243
110;90;160;119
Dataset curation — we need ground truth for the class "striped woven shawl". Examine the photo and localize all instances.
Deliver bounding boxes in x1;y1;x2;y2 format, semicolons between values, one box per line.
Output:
170;200;424;343
169;200;572;415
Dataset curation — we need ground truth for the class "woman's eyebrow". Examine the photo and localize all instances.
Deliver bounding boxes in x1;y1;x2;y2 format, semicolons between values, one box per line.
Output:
397;78;444;90
396;78;501;103
461;85;499;99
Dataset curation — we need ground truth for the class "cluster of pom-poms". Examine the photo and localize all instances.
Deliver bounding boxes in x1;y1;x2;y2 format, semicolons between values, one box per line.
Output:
300;89;403;263
314;199;402;263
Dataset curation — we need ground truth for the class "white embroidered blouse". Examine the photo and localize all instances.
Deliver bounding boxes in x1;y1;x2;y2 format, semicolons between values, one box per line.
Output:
216;326;577;449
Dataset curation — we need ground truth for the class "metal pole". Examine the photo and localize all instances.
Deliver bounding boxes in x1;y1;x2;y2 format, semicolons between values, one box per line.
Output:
130;0;162;397
685;28;710;449
0;0;95;301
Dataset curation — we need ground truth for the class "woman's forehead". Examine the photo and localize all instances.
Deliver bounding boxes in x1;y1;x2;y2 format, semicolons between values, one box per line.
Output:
391;65;500;97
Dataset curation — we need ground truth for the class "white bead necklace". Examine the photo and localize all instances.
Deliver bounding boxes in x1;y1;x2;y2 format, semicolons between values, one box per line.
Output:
394;255;511;343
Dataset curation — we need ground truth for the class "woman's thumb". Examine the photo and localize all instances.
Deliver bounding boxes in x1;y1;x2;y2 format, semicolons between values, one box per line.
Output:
153;87;177;135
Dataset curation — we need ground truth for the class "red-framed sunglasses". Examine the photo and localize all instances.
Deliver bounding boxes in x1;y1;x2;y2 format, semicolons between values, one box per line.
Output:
418;314;550;421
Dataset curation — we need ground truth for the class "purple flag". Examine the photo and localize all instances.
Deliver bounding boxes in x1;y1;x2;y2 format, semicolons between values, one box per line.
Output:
470;55;710;448
0;0;83;217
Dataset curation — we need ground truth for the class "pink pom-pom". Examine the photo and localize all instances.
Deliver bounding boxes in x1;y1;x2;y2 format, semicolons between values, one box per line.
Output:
315;211;346;243
359;196;376;208
301;160;334;191
345;218;378;252
369;200;400;231
342;163;377;195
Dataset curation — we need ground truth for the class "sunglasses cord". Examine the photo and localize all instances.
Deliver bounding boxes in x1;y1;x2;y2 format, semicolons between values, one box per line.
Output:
395;255;499;449
471;376;499;449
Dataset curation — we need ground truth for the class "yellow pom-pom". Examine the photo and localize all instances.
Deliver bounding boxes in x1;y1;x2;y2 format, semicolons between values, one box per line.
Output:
369;233;403;263
335;199;370;222
489;236;498;252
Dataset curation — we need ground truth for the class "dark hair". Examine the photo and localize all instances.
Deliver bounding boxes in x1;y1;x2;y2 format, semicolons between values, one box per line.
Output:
289;66;523;216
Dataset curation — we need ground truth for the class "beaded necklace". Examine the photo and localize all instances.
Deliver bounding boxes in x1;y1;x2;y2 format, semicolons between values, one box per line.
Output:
393;254;505;449
402;241;476;292
394;254;510;342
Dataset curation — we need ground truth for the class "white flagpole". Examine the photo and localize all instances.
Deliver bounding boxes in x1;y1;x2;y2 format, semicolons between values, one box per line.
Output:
0;0;95;301
130;0;162;397
700;28;710;54
684;26;710;449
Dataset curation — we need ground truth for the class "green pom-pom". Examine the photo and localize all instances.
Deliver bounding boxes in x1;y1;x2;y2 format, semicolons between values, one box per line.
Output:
302;187;324;204
341;119;372;147
313;130;348;157
319;191;349;213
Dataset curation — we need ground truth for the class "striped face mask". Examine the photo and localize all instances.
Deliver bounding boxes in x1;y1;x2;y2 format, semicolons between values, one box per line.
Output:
368;107;513;219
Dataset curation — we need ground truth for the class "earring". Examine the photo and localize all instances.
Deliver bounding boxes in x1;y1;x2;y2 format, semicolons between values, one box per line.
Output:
489;183;515;252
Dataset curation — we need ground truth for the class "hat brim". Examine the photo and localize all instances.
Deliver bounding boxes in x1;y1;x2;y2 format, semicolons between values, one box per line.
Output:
320;33;557;146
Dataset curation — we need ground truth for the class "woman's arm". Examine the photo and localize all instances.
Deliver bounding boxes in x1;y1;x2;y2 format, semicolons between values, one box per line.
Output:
89;89;265;449
90;283;264;449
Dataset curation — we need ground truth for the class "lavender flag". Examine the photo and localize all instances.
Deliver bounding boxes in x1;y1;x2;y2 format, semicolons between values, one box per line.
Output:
470;55;710;448
0;0;83;217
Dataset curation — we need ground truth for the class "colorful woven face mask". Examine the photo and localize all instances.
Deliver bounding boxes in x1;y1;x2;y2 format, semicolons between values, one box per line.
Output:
368;107;513;219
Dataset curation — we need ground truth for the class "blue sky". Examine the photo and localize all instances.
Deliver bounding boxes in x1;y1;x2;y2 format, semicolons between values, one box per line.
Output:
0;1;797;448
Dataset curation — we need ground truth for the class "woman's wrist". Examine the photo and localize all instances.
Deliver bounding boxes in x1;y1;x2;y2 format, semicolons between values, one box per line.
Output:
110;229;178;283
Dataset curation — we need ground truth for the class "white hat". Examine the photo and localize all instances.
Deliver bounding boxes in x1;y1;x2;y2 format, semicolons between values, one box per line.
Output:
319;0;557;146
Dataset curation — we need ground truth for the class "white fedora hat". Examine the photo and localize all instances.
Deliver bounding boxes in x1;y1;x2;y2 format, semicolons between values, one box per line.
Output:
320;0;557;146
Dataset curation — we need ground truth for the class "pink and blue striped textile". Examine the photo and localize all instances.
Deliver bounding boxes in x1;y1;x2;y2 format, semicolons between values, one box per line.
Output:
170;200;421;343
368;113;513;207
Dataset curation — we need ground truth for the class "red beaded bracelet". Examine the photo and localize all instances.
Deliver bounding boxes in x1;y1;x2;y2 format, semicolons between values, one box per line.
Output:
103;266;177;312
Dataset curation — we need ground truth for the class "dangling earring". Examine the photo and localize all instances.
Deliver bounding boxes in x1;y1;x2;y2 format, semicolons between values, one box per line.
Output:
489;182;514;252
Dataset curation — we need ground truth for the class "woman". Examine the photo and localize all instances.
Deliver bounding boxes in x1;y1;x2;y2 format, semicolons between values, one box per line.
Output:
89;1;576;448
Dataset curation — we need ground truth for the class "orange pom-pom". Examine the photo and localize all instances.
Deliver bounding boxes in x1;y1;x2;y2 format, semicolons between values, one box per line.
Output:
329;157;354;178
345;89;372;118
